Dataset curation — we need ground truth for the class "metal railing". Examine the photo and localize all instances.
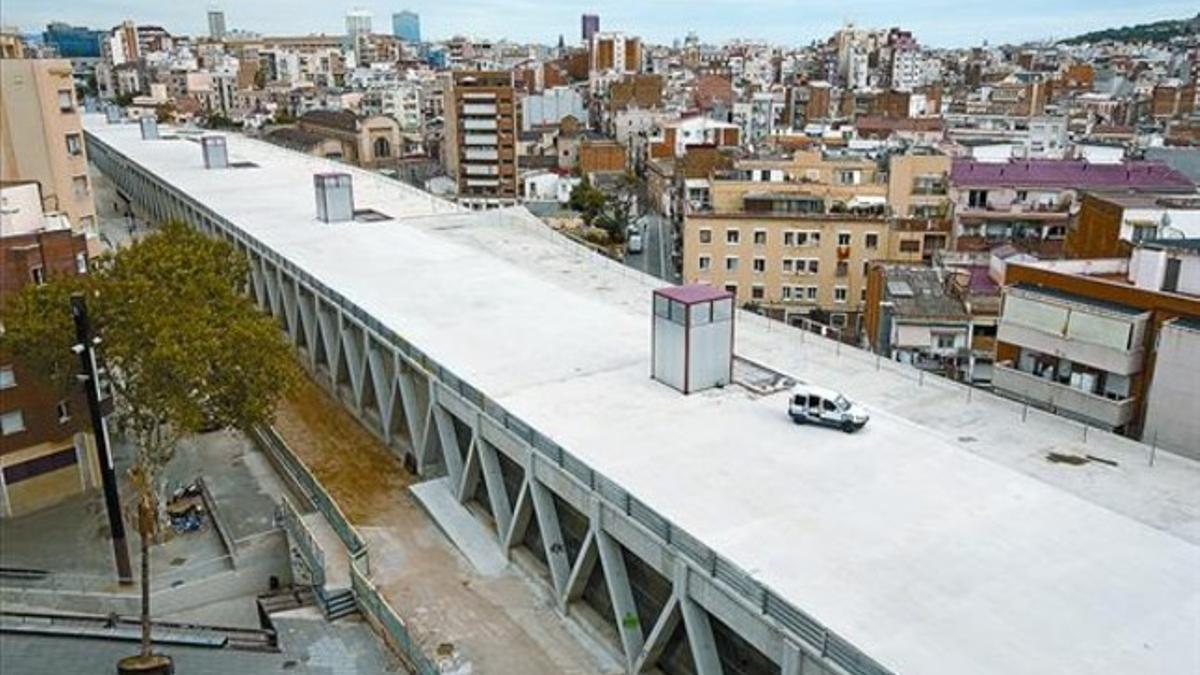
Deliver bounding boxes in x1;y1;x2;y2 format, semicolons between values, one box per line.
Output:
275;496;326;587
349;552;440;675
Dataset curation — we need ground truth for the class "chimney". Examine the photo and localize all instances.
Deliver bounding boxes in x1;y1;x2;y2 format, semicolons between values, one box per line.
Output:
139;117;159;140
314;173;354;223
201;135;228;169
651;285;734;394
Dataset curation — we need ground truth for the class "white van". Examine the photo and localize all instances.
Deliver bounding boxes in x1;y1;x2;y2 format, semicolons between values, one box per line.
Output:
787;384;869;433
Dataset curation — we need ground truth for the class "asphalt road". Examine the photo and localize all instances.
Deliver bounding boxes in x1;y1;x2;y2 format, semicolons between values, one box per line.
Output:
625;212;679;283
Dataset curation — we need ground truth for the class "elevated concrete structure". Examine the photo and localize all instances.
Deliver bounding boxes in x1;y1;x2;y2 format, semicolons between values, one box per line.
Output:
85;116;1200;675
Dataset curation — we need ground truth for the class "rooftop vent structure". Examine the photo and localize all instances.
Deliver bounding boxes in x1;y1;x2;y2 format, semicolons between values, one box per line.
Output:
105;105;121;123
652;285;734;394
201;135;228;169
314;173;354;223
139;117;159;140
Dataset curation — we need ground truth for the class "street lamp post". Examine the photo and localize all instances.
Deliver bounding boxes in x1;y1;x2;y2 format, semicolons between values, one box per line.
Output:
70;293;133;585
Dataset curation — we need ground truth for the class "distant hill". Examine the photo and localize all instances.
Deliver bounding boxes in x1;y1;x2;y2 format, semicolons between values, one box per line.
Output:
1060;13;1200;44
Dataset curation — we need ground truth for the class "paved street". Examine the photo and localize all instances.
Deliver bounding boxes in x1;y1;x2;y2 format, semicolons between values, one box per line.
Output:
624;212;679;283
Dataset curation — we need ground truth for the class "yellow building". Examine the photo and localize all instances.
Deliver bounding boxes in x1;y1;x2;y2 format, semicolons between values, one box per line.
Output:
682;150;952;334
0;59;98;237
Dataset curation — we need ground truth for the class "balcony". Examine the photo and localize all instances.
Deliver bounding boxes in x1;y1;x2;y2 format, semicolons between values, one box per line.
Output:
463;134;498;146
464;148;499;161
462;104;496;115
463;119;498;131
464;164;498;176
993;363;1137;429
911;179;947;196
997;287;1149;376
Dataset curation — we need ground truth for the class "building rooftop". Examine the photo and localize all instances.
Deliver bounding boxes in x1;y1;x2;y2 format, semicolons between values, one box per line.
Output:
85;116;1200;675
298;109;359;132
951;158;1196;191
880;266;970;320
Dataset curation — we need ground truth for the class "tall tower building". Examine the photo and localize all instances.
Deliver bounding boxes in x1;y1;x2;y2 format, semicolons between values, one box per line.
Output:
207;9;226;39
392;10;420;42
444;71;518;208
581;14;600;42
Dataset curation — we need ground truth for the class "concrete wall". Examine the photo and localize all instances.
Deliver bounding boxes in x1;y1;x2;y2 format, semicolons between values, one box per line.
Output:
1142;321;1200;459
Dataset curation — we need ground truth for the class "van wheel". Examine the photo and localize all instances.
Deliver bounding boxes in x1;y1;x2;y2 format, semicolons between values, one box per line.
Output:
841;421;855;433
791;415;805;425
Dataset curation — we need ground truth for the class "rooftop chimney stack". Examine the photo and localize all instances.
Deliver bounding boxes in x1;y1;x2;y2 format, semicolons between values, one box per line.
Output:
314;173;354;223
651;285;735;394
139;117;159;140
201;135;228;169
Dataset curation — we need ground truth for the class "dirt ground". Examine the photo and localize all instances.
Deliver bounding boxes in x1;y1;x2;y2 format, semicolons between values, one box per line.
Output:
269;375;619;674
272;377;413;526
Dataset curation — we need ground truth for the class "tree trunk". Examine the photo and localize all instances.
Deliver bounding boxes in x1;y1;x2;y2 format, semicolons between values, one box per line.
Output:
139;509;152;657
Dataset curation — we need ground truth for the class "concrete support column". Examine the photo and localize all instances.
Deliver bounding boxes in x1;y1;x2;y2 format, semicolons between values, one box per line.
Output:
476;436;514;536
596;528;645;668
432;403;465;489
633;595;681;673
676;562;724;675
502;478;532;552
455;435;481;503
528;474;571;596
365;344;394;444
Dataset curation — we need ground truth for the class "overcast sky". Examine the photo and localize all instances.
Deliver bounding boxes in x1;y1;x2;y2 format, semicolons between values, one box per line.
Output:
3;0;1196;48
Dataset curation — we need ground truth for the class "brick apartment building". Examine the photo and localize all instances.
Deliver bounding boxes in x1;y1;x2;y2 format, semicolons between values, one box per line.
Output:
0;181;98;517
443;71;519;207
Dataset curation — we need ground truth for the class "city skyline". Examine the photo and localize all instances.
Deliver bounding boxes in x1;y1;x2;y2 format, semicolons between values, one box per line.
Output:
3;0;1198;47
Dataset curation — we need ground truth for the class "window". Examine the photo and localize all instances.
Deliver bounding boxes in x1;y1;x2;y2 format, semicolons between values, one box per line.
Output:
936;333;956;349
830;313;847;327
66;134;83;156
30;266;46;286
698;255;711;271
837;170;860;185
899;239;920;253
725;256;739;271
860;288;867;301
968;189;988;208
806;286;818;300
751;285;764;300
865;232;879;249
783;231;795;246
1;410;25;436
808;231;820;246
75;252;88;274
753;229;767;245
807;259;819;274
0;366;15;389
725;228;740;244
753;257;766;273
56;400;71;423
862;261;871;276
724;283;738;295
836;261;849;277
782;259;794;273
1016;190;1029;202
57;89;74;112
699;228;712;243
72;175;88;198
781;286;792;300
834;286;848;303
837;232;851;246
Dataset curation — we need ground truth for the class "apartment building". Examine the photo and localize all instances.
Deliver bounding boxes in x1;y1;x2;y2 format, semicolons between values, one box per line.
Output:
682;151;952;332
0;59;97;239
0;181;99;518
1067;192;1200;259
444;70;518;207
993;241;1200;454
948;158;1195;257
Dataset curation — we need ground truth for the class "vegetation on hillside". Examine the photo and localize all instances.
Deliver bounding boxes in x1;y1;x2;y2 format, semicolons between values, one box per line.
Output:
1060;13;1200;45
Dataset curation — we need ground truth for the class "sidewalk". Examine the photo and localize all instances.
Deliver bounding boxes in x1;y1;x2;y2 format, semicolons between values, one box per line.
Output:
273;376;621;674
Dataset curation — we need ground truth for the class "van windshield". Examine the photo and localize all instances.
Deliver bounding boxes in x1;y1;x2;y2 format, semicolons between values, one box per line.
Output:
834;395;851;411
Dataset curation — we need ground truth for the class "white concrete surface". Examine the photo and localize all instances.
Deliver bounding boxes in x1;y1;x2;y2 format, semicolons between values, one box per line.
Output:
410;478;508;577
86;117;1200;675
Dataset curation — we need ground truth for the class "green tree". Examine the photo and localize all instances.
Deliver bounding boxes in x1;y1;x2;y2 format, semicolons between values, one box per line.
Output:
2;222;296;670
569;177;607;226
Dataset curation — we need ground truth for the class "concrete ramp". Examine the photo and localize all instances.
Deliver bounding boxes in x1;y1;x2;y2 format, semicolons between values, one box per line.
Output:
409;478;507;577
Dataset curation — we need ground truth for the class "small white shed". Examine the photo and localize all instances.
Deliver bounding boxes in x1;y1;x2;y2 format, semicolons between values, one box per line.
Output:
651;285;735;394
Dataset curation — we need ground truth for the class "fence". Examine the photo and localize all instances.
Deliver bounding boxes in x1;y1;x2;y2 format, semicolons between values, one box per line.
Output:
349;552;440;675
252;425;368;571
275;496;326;587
